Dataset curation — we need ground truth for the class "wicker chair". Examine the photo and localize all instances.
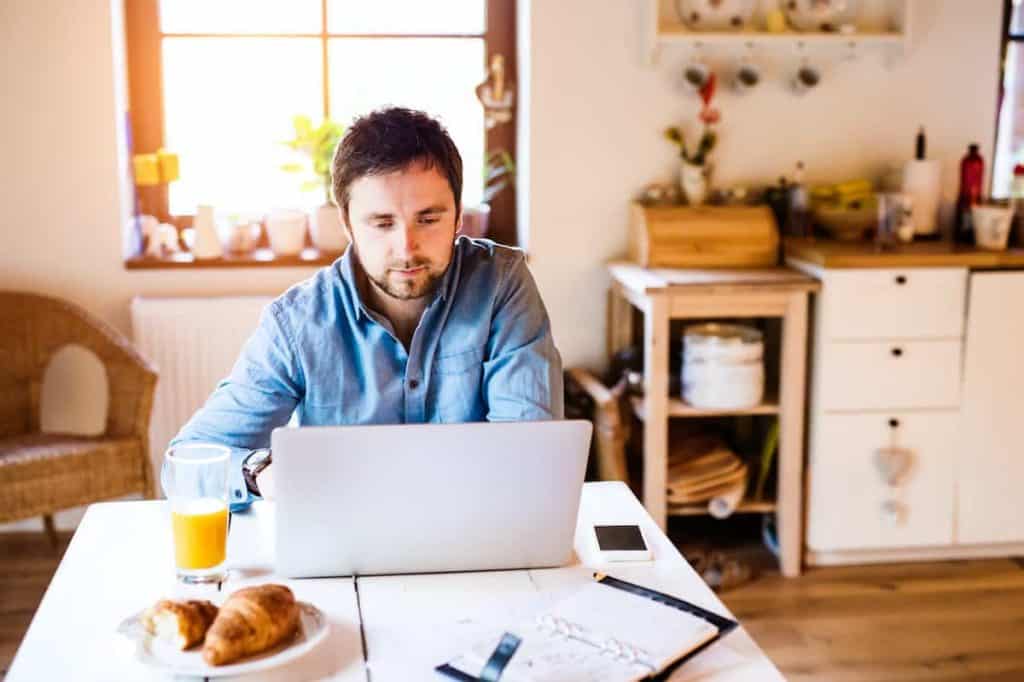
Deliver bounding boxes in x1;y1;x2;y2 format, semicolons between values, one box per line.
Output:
0;292;158;546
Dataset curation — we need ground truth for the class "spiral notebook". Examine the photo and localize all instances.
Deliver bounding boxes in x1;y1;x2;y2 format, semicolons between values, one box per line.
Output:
437;574;738;682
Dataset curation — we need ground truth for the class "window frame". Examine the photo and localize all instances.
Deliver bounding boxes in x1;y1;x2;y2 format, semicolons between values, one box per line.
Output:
124;0;518;254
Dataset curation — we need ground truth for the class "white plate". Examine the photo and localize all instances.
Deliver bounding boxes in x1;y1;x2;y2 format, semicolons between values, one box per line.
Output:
676;0;756;31
117;601;329;678
784;0;859;32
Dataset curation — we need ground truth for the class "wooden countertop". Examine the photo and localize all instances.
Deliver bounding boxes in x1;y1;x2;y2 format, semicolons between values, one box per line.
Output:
784;238;1024;269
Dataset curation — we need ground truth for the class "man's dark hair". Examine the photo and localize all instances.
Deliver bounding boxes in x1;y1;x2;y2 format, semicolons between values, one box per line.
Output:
331;107;463;224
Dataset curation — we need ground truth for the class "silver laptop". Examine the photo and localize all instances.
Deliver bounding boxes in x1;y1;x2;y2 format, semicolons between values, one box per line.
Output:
271;420;593;578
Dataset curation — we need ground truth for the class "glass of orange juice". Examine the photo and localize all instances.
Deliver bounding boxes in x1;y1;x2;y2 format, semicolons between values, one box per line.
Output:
161;443;231;584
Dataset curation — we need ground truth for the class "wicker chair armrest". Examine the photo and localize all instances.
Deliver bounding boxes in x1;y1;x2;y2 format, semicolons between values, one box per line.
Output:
45;299;158;439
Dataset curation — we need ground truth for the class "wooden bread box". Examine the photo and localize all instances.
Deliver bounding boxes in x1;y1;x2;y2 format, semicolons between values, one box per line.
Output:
629;202;780;268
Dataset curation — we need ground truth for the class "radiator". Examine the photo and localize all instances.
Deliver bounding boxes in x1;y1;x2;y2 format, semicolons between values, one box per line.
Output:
130;296;272;486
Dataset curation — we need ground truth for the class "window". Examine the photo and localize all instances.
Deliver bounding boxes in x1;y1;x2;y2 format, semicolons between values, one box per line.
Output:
994;0;1024;196
125;0;517;253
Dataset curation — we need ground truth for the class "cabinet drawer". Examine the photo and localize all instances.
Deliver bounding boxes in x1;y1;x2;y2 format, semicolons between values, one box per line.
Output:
806;411;956;552
820;268;967;340
818;340;962;411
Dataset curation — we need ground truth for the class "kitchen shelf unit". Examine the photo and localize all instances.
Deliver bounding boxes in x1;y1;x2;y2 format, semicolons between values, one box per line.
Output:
641;0;912;65
607;262;819;576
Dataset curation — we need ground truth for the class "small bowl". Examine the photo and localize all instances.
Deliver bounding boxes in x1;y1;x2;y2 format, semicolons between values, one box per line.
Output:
813;204;876;241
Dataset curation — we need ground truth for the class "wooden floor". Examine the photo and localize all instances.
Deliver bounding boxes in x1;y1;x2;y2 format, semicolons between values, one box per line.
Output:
2;532;1023;681
0;532;73;681
722;556;1024;682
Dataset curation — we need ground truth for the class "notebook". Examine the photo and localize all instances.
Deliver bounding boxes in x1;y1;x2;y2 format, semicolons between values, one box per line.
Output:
437;574;738;682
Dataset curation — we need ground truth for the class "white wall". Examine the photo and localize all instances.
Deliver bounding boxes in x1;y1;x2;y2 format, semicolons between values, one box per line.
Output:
0;0;1005;522
523;0;1004;368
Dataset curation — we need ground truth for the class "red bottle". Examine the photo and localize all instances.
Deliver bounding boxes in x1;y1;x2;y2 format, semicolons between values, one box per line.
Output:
955;143;985;245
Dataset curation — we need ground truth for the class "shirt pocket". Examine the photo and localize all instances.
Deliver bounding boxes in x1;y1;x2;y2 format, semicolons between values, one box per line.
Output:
432;346;486;422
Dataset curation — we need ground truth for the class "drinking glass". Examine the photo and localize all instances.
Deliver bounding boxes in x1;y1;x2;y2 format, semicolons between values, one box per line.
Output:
161;443;231;584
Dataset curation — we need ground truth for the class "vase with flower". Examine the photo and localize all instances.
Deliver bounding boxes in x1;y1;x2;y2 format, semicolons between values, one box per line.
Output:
665;73;720;206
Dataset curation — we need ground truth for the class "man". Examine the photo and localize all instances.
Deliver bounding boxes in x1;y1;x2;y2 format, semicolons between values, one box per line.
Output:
172;107;563;498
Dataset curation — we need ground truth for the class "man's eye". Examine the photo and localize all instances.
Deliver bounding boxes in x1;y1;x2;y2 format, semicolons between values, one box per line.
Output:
420;217;440;225
373;222;393;229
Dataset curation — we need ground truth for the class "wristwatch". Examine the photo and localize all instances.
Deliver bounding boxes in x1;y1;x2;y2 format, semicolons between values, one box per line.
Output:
241;448;272;497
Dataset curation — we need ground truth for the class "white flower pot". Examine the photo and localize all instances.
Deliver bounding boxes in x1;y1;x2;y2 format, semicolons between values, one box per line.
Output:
680;161;709;206
309;204;348;253
266;209;308;256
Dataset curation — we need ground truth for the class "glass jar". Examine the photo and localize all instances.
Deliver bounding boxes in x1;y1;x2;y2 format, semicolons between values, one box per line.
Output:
681;323;764;409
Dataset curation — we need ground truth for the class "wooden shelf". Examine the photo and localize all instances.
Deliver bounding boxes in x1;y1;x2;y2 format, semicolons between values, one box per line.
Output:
124;247;340;270
656;24;904;47
668;499;777;517
641;0;911;65
631;395;780;420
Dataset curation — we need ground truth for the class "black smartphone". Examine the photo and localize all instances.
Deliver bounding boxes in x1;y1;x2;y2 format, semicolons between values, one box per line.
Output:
593;524;651;561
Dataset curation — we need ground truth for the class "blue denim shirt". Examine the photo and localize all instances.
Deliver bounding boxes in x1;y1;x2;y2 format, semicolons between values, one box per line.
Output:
173;237;563;455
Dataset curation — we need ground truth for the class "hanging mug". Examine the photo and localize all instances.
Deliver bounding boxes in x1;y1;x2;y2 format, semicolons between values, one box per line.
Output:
733;58;761;94
791;60;822;94
683;59;711;92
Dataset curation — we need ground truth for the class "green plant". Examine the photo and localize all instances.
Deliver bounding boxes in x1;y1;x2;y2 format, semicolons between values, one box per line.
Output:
482;149;515;204
280;114;345;204
664;73;720;166
665;126;718;166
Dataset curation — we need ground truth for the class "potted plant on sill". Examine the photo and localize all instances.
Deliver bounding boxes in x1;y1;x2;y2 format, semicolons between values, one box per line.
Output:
460;149;515;239
281;114;347;252
664;74;720;206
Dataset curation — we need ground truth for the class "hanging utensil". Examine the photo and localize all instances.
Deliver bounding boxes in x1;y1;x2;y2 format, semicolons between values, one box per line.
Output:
476;53;514;129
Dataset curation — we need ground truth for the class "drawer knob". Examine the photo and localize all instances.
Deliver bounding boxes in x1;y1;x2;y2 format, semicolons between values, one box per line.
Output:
895;275;907;285
891;347;903;357
888;418;900;428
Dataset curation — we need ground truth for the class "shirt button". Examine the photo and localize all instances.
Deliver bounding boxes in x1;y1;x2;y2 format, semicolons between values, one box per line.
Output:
408;379;420;390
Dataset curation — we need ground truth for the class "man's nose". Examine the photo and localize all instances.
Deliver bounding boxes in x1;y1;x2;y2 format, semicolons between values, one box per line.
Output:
393;224;417;258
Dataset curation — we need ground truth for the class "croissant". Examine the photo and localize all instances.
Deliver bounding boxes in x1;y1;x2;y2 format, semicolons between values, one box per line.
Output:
141;599;218;650
202;584;300;666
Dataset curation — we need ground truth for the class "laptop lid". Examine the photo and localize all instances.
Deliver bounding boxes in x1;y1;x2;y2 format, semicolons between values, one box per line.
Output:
272;420;593;578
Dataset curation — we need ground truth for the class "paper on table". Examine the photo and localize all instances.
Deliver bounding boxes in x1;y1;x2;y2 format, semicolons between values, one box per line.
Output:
443;582;719;682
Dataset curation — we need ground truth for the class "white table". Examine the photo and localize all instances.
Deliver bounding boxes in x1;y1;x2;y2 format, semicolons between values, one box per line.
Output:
8;482;783;681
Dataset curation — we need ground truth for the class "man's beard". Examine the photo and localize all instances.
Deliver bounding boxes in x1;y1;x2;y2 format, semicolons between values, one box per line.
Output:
369;262;445;300
350;238;454;301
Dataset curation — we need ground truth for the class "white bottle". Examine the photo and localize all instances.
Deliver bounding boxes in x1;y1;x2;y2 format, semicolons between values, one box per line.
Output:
192;204;223;259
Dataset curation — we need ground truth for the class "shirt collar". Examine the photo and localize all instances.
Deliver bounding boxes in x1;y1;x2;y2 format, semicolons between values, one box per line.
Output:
336;240;461;323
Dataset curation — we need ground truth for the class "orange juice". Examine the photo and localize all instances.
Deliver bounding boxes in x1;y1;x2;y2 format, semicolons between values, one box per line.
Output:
171;498;228;570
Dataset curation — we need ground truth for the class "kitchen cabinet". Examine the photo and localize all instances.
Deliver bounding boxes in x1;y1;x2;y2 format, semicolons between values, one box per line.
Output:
956;272;1024;546
789;243;1024;565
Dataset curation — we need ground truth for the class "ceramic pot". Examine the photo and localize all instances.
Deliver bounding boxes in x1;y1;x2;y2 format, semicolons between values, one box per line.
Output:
680;161;709;206
266;209;308;256
309;204;348;252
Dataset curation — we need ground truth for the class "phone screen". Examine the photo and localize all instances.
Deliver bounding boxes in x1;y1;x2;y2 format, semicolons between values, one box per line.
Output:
594;525;647;551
